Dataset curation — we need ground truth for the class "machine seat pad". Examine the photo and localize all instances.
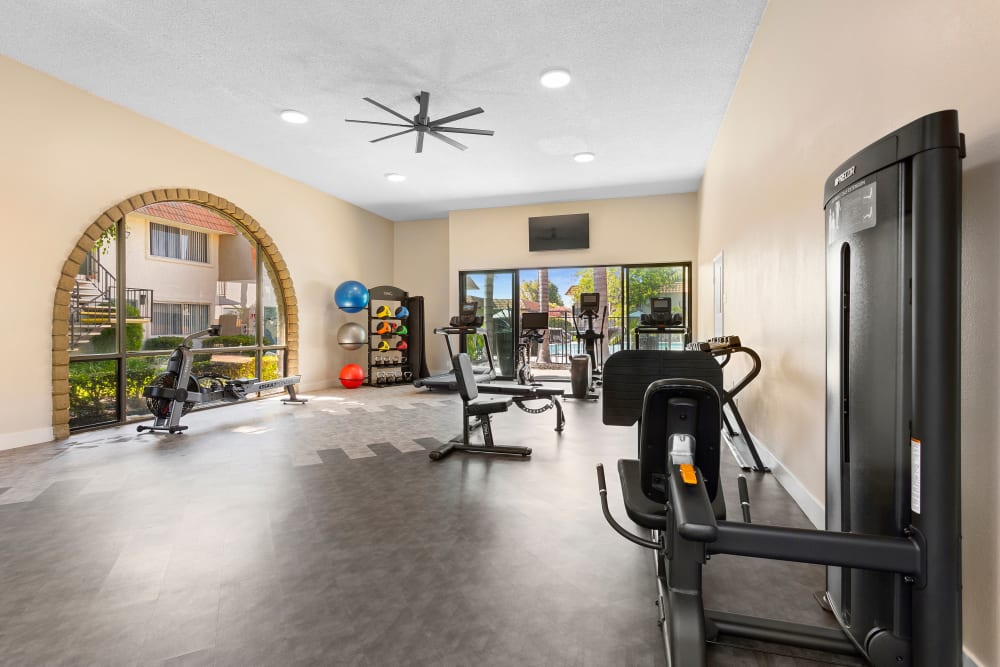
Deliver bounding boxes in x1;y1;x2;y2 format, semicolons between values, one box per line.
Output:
617;459;666;530
466;398;513;416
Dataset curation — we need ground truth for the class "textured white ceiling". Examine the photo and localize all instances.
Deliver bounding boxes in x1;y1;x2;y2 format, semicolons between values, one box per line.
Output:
0;0;766;221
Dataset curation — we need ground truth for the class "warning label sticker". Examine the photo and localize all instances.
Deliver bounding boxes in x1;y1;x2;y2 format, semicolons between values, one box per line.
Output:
911;438;921;514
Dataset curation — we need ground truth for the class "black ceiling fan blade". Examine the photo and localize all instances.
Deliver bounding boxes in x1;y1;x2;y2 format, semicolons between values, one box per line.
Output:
416;91;430;123
370;128;415;143
416;131;425;153
434;127;495;136
345;119;414;128
363;97;413;124
430;107;484;127
429;131;467;151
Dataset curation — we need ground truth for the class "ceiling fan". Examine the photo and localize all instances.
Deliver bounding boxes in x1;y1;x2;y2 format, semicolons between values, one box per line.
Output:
345;91;494;153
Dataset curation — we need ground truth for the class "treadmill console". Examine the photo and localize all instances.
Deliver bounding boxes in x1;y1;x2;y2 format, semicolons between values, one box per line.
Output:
640;297;680;326
450;302;484;328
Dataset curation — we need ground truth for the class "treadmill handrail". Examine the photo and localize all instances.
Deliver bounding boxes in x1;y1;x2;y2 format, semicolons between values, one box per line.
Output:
433;326;486;335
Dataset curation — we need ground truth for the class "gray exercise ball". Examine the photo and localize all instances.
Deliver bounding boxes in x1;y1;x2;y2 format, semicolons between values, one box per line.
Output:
337;322;368;350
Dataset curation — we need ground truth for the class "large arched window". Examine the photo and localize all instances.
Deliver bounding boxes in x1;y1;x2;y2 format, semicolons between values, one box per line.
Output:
65;199;290;431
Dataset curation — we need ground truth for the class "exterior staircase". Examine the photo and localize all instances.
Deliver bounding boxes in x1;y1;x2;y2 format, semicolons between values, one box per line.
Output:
70;250;154;352
70;277;115;352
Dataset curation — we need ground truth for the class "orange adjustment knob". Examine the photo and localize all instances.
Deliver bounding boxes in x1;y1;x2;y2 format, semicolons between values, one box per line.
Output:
679;464;698;486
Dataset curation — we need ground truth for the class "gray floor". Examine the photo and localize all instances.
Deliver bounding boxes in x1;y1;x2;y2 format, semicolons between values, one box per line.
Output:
0;385;862;666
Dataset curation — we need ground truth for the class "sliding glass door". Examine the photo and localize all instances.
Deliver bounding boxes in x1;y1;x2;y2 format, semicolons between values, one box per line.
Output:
516;265;622;379
459;270;516;378
625;264;691;349
459;262;691;382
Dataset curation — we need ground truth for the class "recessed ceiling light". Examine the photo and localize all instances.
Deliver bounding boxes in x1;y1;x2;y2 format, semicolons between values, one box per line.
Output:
279;109;309;124
574;152;596;163
540;68;571;88
385;173;406;182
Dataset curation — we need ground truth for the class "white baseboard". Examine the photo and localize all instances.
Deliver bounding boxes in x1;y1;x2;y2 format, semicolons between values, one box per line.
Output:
0;426;54;452
736;427;825;529
964;650;982;666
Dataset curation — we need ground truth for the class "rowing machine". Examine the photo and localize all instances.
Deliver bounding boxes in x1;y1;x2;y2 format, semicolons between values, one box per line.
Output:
137;326;306;434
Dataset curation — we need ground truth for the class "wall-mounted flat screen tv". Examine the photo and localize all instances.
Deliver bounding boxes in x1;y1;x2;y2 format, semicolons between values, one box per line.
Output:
528;213;589;251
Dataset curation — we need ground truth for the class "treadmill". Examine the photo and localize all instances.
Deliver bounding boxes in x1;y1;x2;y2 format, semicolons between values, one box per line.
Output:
413;302;497;390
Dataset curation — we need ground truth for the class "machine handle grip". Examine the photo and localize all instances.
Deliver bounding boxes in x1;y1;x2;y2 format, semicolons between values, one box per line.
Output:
738;475;752;523
595;464;661;551
669;465;719;542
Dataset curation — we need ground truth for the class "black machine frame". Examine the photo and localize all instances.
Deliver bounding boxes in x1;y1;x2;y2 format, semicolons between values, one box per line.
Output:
596;110;965;666
428;353;532;461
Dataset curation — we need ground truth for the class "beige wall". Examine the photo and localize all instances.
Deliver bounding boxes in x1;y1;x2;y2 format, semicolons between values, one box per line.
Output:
446;194;699;372
0;55;394;449
697;2;1000;663
393;218;451;373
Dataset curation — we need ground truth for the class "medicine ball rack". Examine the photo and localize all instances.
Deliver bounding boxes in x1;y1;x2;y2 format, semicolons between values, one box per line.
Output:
367;285;410;387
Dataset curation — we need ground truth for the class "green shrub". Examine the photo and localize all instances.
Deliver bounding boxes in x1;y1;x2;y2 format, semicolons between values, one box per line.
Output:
201;334;256;348
142;336;184;350
69;360;118;426
88;322;143;353
191;354;279;381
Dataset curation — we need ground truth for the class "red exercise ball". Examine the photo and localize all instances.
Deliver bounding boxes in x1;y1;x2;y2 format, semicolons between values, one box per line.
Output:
339;363;365;389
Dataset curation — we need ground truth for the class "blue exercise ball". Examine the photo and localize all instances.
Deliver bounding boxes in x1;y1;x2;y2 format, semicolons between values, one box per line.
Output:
335;281;369;313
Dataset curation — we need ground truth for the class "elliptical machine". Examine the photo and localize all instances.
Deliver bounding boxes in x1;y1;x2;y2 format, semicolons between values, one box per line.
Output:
569;292;605;399
138;325;306;434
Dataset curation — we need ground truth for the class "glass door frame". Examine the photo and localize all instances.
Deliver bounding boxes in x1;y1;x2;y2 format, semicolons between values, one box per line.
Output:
458;261;693;381
623;261;693;349
458;269;518;380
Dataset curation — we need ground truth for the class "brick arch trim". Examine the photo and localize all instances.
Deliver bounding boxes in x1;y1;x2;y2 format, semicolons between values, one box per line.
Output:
51;188;298;439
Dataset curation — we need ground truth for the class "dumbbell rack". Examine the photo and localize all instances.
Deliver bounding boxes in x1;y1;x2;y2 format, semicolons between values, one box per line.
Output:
366;285;410;387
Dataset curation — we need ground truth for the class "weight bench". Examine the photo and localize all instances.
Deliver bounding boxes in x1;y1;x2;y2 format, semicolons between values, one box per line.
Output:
429;353;532;460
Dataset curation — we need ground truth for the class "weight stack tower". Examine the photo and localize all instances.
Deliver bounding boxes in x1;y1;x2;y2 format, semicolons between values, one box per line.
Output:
824;110;964;665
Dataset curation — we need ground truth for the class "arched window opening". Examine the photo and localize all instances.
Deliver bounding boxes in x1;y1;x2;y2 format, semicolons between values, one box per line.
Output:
55;192;296;434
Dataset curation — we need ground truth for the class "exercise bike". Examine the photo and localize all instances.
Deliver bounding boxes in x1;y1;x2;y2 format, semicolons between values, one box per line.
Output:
515;311;549;386
138;325;306;434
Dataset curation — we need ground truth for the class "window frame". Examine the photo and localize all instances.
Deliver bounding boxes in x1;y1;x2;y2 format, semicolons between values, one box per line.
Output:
68;211;288;432
148;221;211;264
